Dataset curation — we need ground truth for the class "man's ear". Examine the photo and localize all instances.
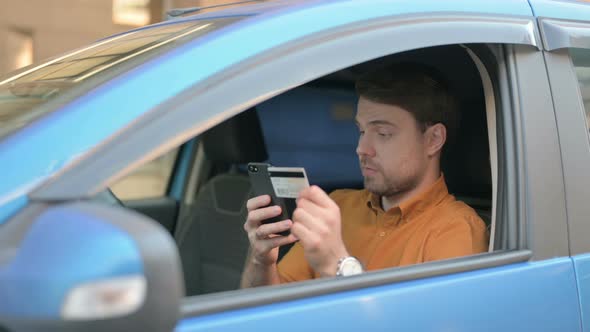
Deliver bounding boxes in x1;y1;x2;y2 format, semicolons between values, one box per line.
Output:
425;123;446;157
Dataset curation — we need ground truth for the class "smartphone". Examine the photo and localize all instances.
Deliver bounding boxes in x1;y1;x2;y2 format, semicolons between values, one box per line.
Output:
247;162;310;236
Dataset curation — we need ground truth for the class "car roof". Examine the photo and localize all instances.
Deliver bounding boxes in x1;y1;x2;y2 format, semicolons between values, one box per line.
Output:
184;0;532;19
0;0;536;222
119;0;534;37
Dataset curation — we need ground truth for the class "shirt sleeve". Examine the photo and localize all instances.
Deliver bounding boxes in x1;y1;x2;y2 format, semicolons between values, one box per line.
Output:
423;214;489;262
277;241;314;283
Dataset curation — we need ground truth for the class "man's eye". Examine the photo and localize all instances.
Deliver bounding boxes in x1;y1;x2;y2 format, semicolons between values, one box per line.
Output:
378;132;391;137
359;130;365;136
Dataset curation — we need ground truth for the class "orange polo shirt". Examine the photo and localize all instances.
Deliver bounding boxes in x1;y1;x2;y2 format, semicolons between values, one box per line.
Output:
278;176;489;282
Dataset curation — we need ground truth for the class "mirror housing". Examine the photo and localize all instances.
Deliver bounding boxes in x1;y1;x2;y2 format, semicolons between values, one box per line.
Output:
0;202;183;332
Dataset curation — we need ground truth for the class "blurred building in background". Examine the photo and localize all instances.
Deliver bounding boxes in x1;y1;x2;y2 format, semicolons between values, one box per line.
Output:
0;0;232;75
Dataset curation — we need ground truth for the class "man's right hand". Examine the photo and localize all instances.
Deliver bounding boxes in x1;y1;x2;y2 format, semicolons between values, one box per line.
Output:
243;195;298;267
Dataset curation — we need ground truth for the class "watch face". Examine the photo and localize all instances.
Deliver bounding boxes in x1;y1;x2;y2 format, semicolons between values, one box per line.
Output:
340;257;363;276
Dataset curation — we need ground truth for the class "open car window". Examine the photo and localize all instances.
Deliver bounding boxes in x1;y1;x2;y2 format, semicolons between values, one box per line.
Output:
141;44;498;296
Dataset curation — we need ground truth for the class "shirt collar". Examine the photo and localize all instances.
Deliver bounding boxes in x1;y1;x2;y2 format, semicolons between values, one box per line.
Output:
365;175;449;223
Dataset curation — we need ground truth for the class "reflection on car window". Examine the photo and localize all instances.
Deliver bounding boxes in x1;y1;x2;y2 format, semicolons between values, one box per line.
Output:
0;16;244;138
570;48;590;137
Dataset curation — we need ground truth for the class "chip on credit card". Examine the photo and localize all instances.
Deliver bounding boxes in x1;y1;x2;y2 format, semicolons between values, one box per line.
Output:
268;167;310;199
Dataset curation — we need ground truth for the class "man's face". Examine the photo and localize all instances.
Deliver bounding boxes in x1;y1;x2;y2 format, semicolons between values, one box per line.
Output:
355;96;430;197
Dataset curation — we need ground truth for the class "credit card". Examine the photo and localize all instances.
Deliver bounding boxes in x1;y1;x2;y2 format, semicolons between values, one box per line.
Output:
268;167;310;198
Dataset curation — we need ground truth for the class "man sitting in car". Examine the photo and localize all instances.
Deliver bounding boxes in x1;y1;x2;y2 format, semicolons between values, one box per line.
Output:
241;63;489;286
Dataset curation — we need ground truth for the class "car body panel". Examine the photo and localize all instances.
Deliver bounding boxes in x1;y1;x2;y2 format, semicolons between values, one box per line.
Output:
168;0;533;22
573;254;590;332
177;258;580;332
0;196;27;228
0;0;587;330
540;16;590;332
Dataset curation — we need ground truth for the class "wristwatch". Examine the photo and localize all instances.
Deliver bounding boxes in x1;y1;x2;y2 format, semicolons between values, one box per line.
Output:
336;256;363;277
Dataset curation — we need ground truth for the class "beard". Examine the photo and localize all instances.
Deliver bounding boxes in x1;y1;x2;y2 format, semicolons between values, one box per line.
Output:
364;175;417;197
361;159;421;197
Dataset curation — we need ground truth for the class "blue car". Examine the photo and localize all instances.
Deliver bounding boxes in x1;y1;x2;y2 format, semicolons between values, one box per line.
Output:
1;0;590;331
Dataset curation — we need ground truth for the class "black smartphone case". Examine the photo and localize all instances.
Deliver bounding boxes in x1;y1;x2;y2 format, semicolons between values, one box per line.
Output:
247;162;291;236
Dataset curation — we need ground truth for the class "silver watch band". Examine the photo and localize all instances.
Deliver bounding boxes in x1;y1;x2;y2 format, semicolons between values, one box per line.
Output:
336;256;363;277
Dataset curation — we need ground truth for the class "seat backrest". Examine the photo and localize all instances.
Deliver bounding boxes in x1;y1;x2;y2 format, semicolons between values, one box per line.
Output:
176;108;268;296
257;86;362;192
439;60;492;226
441;100;491;204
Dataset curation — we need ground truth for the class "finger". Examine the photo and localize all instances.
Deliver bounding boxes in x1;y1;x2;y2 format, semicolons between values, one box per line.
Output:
298;185;335;209
296;197;327;220
255;220;293;239
244;205;282;233
292;206;321;233
246;195;272;211
290;220;318;250
268;233;299;247
248;205;282;224
255;234;298;254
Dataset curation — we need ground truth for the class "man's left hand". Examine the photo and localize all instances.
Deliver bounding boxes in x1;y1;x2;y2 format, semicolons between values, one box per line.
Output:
291;185;349;277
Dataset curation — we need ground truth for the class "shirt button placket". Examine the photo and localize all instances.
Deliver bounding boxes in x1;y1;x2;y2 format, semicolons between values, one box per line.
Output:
375;212;387;238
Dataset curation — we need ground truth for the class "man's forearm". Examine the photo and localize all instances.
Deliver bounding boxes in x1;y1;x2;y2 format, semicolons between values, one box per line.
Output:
240;255;282;288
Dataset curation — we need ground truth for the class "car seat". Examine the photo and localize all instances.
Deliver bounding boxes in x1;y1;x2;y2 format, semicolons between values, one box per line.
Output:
176;108;268;296
441;99;492;227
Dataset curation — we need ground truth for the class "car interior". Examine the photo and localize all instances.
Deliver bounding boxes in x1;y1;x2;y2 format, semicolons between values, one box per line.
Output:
107;44;492;297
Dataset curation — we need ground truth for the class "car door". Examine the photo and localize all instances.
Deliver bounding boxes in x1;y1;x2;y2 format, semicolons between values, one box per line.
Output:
27;1;580;331
533;1;590;331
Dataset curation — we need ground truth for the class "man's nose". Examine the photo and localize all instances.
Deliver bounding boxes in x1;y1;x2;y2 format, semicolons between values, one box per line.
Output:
356;135;375;157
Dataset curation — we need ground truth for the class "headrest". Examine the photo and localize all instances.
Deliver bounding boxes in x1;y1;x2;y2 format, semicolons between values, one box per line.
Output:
202;108;268;164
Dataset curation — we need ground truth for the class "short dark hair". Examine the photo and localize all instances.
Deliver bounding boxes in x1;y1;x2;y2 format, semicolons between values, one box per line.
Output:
355;62;459;141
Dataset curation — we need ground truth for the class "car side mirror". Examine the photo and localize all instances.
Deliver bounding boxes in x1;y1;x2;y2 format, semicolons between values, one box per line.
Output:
0;201;183;332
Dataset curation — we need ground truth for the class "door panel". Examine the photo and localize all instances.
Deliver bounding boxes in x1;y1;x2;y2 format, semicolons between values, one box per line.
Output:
540;16;590;332
176;259;580;331
167;8;570;332
573;255;590;332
